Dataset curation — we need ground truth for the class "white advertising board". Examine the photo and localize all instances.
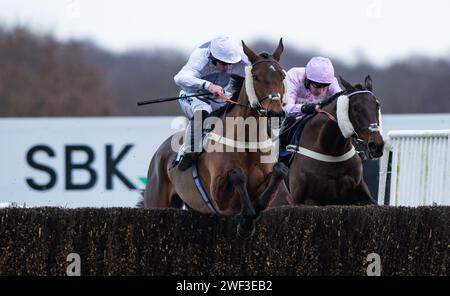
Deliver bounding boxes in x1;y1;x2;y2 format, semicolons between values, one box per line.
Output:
0;117;186;208
1;114;449;208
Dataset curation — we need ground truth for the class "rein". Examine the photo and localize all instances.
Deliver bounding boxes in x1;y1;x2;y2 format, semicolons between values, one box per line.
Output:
215;93;251;109
317;89;379;140
315;106;336;121
289;89;381;162
202;59;285;150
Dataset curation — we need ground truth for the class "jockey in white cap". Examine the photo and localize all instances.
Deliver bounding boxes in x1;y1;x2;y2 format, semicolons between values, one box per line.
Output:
174;35;250;170
283;56;342;117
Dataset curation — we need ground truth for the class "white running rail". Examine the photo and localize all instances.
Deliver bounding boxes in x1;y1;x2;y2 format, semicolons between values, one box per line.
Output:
378;130;450;206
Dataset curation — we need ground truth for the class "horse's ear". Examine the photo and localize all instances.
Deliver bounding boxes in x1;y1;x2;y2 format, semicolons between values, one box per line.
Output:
339;76;354;91
242;41;258;64
272;38;284;62
365;75;373;91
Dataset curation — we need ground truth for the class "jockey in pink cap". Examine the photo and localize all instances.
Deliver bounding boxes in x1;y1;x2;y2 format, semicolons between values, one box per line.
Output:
283;56;342;116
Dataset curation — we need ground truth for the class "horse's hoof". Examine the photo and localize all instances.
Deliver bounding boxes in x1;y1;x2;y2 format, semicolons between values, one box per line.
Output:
237;223;255;240
253;206;263;217
359;197;377;205
367;199;378;205
228;168;246;186
273;162;288;179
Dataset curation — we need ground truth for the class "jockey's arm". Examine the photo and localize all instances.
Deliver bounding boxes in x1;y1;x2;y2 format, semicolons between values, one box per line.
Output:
174;48;211;90
283;96;304;117
283;68;306;116
207;84;224;97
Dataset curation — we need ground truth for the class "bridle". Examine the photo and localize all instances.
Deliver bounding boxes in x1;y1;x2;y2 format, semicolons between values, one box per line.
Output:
315;89;381;145
283;87;383;163
245;58;288;116
345;90;381;145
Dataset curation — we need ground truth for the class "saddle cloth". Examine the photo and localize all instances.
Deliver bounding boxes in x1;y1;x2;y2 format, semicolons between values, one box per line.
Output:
278;114;315;167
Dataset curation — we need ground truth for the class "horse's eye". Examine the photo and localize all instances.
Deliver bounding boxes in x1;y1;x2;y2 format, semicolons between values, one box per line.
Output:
252;74;259;81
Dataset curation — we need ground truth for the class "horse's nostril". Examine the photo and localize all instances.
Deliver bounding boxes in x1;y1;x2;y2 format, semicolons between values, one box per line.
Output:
267;111;284;118
367;141;384;158
368;142;377;150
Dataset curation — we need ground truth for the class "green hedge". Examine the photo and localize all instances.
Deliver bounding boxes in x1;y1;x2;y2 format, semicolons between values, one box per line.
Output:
0;206;448;275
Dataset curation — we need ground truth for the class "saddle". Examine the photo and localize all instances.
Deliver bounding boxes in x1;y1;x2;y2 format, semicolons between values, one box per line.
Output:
278;114;315;167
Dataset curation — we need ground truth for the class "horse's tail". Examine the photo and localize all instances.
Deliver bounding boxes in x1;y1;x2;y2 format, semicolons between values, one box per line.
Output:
136;189;145;208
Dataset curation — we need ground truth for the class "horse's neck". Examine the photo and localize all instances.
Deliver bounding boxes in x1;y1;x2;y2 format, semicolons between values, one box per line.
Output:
304;100;352;154
220;85;270;142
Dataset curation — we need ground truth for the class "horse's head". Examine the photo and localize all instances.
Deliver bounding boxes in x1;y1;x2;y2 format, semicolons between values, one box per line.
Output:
242;39;287;118
339;76;385;159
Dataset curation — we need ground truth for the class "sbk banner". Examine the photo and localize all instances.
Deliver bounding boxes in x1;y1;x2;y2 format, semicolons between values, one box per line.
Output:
0;117;186;207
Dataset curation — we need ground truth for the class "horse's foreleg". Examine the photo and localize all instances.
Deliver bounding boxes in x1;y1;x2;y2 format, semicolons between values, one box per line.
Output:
254;162;288;214
228;167;256;239
269;180;292;207
351;181;377;205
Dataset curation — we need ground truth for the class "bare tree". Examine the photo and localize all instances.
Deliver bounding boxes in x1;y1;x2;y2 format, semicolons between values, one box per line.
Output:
0;26;117;116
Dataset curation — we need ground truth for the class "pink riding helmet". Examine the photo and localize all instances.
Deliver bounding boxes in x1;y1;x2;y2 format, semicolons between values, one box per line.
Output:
305;56;335;84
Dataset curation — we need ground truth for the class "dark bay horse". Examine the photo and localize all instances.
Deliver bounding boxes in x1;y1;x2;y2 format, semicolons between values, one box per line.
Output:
273;76;384;206
144;39;288;237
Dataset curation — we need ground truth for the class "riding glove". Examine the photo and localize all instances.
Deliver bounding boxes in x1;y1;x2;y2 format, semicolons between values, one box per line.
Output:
301;103;317;114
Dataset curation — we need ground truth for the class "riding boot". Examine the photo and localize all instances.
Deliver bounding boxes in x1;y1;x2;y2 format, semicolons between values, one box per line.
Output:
178;110;207;171
279;116;296;152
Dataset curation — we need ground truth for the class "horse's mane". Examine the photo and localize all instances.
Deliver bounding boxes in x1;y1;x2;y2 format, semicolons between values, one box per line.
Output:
209;74;244;117
319;84;367;108
319;90;346;107
230;74;245;102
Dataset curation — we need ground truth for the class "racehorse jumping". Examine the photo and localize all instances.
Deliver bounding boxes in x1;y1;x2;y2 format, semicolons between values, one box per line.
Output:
274;75;384;206
144;39;288;238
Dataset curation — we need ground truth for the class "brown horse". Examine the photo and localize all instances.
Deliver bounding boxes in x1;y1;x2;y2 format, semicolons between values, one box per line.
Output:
273;76;384;206
144;40;288;237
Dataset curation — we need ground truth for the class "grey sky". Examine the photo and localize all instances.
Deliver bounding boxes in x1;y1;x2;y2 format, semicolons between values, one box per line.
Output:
1;0;449;66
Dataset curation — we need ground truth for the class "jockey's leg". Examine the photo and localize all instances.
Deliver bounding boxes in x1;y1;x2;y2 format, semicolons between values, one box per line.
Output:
278;116;296;151
178;97;210;170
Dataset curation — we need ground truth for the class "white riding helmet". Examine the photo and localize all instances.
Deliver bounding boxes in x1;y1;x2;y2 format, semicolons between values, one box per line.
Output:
210;35;241;64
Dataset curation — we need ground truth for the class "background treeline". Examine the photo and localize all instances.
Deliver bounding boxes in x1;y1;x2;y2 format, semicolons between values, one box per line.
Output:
0;26;117;116
1;26;449;117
